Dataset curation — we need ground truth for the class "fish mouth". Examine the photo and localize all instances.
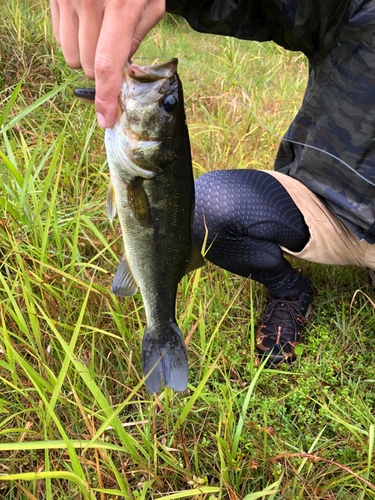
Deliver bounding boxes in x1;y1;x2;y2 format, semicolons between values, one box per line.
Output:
112;59;179;146
124;58;178;82
120;59;179;112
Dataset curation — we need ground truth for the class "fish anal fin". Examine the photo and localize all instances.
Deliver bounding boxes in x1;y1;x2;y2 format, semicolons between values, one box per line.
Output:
106;181;117;223
127;178;151;227
184;242;205;275
112;253;138;297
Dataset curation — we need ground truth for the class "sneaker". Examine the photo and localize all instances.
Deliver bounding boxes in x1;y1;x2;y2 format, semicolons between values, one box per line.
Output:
255;275;313;366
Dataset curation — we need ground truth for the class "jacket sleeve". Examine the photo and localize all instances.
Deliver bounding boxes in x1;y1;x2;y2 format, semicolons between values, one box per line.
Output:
166;0;350;59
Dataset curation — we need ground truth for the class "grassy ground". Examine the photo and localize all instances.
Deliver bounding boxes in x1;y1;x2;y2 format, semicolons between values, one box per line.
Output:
0;1;375;499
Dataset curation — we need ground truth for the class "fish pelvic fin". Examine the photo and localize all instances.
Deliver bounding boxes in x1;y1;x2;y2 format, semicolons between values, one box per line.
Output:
106;181;117;223
184;242;205;275
142;322;188;394
112;253;138;297
127;178;151;227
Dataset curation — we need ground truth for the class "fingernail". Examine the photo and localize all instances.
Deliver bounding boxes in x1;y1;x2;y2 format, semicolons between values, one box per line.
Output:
96;112;106;128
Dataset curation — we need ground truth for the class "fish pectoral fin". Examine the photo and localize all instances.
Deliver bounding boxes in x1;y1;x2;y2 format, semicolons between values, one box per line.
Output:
127;178;151;227
112;253;138;297
106;181;117;223
184;242;205;275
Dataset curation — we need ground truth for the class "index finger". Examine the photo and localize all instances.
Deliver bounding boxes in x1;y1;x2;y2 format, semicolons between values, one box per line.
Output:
94;3;142;128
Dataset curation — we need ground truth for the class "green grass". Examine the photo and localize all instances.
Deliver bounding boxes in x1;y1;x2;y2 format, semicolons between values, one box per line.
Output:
0;1;375;499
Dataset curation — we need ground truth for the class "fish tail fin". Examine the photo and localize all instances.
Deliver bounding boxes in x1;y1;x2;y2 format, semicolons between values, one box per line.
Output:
142;322;188;394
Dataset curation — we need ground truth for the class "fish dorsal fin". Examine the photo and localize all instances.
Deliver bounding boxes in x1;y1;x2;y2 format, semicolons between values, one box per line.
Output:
106;181;117;223
127;178;151;227
184;242;205;275
112;253;138;297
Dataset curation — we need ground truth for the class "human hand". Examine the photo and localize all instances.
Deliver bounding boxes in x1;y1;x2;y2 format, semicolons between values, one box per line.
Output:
50;0;166;128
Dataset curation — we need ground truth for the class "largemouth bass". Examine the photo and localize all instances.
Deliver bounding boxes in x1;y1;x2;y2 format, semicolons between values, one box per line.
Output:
74;59;204;394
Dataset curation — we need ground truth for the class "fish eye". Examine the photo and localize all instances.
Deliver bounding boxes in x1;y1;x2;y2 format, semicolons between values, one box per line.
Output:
162;94;178;112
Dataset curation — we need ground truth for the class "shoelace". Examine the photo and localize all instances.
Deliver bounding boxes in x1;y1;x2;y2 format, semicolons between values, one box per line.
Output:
262;298;305;341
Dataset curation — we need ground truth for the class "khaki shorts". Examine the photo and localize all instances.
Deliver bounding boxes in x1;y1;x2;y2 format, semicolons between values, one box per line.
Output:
266;171;375;271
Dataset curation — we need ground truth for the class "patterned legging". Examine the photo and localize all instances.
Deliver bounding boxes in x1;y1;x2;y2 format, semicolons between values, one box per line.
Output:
193;169;310;292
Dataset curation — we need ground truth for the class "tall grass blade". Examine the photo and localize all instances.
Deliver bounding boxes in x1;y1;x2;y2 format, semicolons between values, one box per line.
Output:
0;472;94;500
0;77;77;134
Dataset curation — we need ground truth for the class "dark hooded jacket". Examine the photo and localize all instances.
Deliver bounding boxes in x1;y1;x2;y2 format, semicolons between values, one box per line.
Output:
166;0;375;244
